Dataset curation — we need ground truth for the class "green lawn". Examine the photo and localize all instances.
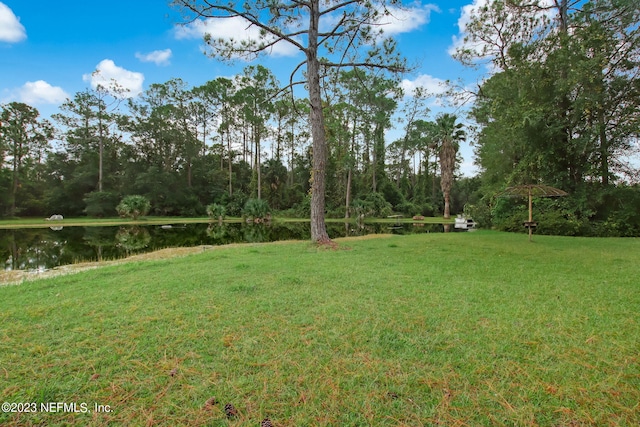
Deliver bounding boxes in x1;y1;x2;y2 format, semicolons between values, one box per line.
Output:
1;231;638;426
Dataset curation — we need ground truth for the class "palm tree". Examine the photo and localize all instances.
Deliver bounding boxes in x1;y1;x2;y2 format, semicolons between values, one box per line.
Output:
116;195;151;220
435;113;466;219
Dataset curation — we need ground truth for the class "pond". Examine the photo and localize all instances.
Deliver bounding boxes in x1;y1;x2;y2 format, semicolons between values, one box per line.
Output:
1;221;459;272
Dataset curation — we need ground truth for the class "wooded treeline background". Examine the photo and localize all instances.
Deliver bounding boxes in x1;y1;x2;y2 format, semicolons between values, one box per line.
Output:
1;0;639;236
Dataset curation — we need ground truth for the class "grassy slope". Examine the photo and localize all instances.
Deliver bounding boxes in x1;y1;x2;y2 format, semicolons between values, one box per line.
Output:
0;231;638;426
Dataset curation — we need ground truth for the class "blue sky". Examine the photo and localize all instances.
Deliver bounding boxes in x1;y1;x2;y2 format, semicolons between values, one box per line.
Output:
0;0;488;175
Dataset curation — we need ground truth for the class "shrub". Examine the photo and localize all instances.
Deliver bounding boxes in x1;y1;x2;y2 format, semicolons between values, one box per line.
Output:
116;195;151;220
206;203;226;220
464;200;493;229
221;191;248;217
395;201;420;216
352;192;393;218
293;194;311;218
243;198;270;220
178;193;203;217
84;191;119;217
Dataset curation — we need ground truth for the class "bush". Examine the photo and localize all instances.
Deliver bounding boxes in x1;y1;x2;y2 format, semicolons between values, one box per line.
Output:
206;203;226;220
352;192;393;218
243;198;270;220
178;193;204;217
221;191;248;217
395;201;420;216
84;191;119;217
116;195;151;220
492;197;588;236
293;194;311;218
364;192;393;217
464;200;493;229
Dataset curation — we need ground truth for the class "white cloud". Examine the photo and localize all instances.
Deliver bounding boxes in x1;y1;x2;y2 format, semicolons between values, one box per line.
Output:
0;2;26;42
174;4;436;58
448;0;490;58
14;80;69;105
175;16;299;57
83;59;144;98
374;3;440;36
402;74;447;97
135;49;172;66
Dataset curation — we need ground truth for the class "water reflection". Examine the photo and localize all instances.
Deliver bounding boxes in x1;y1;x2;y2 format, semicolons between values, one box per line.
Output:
1;221;454;272
116;226;152;253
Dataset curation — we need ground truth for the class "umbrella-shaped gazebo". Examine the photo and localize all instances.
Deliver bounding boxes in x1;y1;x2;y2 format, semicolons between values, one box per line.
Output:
496;184;568;241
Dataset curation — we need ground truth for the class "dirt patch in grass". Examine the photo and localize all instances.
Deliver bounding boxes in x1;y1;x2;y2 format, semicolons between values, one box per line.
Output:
0;246;211;285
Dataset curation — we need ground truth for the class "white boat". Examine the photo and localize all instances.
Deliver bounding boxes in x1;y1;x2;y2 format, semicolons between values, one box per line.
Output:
454;215;477;230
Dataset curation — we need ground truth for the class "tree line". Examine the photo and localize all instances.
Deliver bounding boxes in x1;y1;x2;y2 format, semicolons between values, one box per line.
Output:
2;0;639;237
0;66;469;223
458;0;640;236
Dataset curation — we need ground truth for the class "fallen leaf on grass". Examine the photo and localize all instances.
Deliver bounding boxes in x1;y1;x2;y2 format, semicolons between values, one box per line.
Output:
203;397;218;410
222;334;237;348
545;385;558;395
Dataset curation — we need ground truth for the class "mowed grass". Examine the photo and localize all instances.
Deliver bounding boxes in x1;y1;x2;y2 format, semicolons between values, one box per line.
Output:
0;231;638;426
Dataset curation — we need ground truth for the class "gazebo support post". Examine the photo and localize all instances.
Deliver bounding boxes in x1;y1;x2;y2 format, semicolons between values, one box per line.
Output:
528;189;533;242
496;184;568;242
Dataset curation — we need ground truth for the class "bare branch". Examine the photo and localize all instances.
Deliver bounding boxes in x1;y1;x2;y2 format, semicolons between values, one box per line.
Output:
319;0;360;17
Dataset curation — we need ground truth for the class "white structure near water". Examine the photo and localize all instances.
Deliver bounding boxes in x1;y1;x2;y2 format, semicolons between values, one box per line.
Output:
454;215;477;230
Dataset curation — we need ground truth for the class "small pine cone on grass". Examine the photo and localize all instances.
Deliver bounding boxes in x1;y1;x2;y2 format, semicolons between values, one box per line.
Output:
224;403;238;418
261;418;274;427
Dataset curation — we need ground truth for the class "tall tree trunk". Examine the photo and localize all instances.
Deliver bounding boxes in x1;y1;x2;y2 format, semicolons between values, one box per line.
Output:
242;127;248;164
372;149;377;192
345;167;352;219
256;132;262;199
598;107;609;186
440;140;455;219
227;131;233;196
373;122;385;192
443;192;451;219
289;120;295;187
98;115;104;192
308;0;330;243
11;147;19;217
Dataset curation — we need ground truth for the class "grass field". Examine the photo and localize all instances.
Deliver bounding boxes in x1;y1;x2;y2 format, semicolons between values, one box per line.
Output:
1;231;638;426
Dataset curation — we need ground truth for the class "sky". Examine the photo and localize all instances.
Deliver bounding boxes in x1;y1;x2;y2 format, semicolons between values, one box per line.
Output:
0;0;489;176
